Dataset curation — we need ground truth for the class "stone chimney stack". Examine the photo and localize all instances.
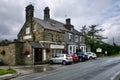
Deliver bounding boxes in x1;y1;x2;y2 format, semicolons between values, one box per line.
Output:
66;18;71;25
25;4;34;21
44;7;50;20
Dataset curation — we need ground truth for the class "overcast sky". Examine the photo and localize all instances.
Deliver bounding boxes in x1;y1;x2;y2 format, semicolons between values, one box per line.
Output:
0;0;120;44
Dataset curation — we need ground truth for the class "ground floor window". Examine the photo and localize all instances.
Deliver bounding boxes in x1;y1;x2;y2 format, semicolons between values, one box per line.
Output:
80;46;86;52
68;45;76;54
52;49;63;57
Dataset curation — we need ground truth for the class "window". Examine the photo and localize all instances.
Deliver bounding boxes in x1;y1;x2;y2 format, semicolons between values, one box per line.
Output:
51;34;54;41
68;33;72;40
80;36;82;43
56;35;61;42
71;28;73;32
75;35;78;42
26;27;30;34
56;35;59;41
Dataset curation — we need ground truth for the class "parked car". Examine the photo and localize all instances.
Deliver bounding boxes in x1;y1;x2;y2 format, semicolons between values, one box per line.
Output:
0;59;3;66
49;54;73;65
85;52;97;59
76;52;88;61
71;53;79;63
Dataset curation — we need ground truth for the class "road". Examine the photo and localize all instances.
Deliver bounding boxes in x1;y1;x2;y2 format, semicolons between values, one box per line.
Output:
14;57;120;80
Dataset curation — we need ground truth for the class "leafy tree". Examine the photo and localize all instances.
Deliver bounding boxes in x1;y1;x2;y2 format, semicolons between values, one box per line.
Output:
81;25;106;52
0;39;12;46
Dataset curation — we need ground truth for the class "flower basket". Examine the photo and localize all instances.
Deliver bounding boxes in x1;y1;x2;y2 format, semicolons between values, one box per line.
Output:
24;49;29;55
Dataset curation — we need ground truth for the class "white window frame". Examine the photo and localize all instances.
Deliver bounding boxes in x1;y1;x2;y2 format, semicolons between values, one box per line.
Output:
26;27;30;34
68;33;72;40
75;35;78;42
80;36;82;43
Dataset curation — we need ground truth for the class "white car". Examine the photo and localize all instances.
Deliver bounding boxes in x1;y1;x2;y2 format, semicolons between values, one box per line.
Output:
49;54;73;65
85;52;97;59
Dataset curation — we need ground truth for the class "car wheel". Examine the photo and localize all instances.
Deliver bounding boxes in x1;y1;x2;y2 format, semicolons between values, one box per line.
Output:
93;58;96;59
62;61;66;65
89;57;92;60
79;58;82;62
50;60;53;64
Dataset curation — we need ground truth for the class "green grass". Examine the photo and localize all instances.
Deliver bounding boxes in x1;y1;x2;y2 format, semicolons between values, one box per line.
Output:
0;68;16;75
98;53;120;58
107;53;120;57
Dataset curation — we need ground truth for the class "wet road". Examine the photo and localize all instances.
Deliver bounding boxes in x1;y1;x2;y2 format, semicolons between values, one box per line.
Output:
14;57;120;80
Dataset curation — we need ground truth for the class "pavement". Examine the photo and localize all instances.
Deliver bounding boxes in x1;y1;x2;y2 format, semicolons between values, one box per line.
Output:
0;64;63;80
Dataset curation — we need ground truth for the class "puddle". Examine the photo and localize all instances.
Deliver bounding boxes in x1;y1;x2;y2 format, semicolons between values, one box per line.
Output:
33;66;54;72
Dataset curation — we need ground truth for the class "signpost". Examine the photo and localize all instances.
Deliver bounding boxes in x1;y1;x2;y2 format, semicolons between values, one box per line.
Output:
96;48;102;53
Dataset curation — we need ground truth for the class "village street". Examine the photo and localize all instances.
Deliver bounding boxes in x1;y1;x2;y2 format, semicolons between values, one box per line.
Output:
14;57;120;80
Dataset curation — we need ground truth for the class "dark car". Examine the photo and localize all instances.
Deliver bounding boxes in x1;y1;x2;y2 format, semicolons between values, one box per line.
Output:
76;52;88;61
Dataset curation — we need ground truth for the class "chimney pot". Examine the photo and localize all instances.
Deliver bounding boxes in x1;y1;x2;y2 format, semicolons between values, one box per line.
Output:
44;7;50;20
66;18;71;25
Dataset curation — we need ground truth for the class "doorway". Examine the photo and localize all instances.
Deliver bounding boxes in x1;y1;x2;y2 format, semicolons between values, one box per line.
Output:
34;48;42;62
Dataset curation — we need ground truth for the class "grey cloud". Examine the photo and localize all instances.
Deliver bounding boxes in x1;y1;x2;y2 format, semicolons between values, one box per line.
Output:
0;0;25;40
102;15;120;44
0;0;120;45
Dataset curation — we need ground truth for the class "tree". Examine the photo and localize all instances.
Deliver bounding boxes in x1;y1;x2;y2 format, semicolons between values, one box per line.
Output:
0;39;12;46
81;25;105;52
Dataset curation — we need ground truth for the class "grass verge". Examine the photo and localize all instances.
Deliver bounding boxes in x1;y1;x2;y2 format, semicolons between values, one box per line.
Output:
0;68;16;75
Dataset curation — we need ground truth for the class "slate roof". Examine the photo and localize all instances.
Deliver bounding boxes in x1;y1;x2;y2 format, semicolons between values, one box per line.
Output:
29;42;44;48
33;17;82;35
33;17;69;32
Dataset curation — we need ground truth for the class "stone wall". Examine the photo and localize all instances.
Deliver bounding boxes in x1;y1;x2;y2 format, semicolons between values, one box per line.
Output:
23;42;33;65
15;42;24;65
0;44;16;65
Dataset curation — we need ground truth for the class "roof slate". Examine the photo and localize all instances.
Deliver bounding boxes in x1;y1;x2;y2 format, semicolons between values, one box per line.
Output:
33;17;82;35
33;17;69;32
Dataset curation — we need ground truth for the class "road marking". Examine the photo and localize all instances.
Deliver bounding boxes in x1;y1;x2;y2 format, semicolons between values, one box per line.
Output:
111;71;120;80
33;75;47;79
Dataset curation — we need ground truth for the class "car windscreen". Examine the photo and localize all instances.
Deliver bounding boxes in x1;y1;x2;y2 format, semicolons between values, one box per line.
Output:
66;54;71;57
74;54;78;57
77;52;84;55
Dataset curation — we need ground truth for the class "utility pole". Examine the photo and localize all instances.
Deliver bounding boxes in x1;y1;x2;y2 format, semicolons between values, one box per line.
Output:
113;37;116;46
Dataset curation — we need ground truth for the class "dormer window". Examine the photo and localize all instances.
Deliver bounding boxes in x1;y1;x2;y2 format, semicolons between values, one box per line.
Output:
26;27;30;34
71;28;73;32
50;23;55;27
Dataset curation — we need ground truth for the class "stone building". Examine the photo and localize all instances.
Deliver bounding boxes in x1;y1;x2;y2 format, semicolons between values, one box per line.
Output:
0;4;88;65
64;18;86;54
17;4;70;64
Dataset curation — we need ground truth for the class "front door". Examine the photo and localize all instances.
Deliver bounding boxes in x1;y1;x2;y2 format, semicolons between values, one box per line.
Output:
34;48;42;62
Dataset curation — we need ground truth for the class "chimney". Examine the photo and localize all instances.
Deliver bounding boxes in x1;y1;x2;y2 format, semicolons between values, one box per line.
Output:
66;18;71;25
44;7;50;20
25;4;34;21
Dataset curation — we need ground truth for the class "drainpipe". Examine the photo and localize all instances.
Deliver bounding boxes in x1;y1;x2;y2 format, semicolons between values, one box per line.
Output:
32;48;35;71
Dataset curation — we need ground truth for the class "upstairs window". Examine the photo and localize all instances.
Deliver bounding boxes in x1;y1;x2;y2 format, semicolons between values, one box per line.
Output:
80;36;83;43
75;35;78;42
56;35;59;42
68;33;72;40
51;34;54;41
26;27;30;34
